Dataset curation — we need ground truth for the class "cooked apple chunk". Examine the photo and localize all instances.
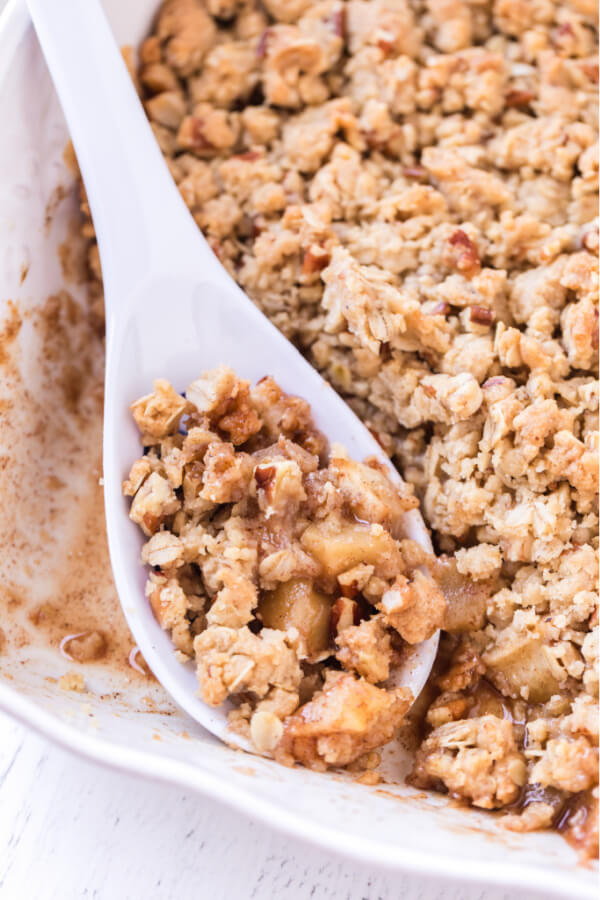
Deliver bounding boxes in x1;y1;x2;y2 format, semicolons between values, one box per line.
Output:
483;633;566;703
433;556;491;634
329;445;418;534
300;514;403;578
258;577;332;661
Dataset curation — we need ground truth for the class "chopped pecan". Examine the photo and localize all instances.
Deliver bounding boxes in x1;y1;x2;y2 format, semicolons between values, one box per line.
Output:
234;150;262;162
330;597;360;637
505;90;536;109
448;230;480;275
581;226;599;254
256;29;270;59
142;513;163;534
331;7;345;38
254;463;276;488
186;117;214;152
377;35;395;55
554;22;574;38
254;464;276;506
581;62;599;83
302;245;331;276
340;579;359;599
470;306;494;326
380;341;392;361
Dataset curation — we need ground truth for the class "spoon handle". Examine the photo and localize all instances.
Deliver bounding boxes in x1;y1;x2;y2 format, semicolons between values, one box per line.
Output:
26;0;218;321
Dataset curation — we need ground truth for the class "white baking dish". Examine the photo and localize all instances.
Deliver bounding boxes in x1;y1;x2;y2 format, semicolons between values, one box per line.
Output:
0;1;596;895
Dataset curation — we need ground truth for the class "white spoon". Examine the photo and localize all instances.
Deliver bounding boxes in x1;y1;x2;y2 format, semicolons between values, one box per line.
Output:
27;0;439;751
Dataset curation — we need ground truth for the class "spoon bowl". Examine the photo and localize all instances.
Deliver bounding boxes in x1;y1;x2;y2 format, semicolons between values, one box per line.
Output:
27;0;438;750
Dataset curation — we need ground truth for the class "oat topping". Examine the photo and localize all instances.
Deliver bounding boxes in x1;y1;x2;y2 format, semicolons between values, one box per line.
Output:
76;0;598;851
411;715;527;809
125;368;437;767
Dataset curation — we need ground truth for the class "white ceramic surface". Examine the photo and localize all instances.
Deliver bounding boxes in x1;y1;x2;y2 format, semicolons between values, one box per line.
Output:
0;2;596;897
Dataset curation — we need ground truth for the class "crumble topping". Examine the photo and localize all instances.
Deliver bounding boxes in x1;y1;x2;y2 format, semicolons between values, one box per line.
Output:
72;0;598;852
125;368;442;767
276;670;412;770
411;715;527;809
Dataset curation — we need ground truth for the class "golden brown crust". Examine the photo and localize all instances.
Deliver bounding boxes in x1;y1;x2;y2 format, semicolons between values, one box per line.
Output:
125;368;422;765
411;715;527;809
276;672;412;769
86;0;598;842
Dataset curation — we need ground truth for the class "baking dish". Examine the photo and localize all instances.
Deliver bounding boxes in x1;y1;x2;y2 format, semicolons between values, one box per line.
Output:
0;1;596;896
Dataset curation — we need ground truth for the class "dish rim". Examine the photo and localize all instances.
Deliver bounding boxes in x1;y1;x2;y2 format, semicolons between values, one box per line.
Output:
0;2;596;896
1;682;595;899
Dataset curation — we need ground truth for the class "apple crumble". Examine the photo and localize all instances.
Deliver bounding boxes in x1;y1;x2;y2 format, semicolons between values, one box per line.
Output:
76;0;598;854
124;367;444;768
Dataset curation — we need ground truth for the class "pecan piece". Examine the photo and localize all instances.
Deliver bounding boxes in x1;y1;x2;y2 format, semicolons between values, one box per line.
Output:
255;463;276;490
234;150;262;162
142;513;163;535
330;597;360;638
448;230;480;276
256;29;270;59
470;306;494;326
505;89;536;109
331;7;346;38
302;246;330;276
377;35;395;55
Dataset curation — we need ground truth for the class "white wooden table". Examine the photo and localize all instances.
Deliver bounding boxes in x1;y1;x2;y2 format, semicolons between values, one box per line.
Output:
0;710;548;900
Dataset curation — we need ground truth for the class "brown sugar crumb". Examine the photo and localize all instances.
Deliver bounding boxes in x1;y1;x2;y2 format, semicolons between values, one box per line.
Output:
58;671;86;693
355;769;383;786
125;367;428;767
